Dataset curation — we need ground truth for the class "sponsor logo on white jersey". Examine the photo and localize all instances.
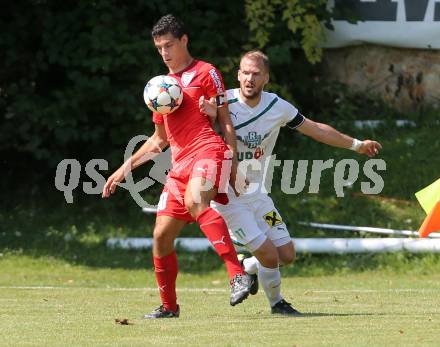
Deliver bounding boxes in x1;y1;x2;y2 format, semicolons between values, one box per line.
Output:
237;131;271;149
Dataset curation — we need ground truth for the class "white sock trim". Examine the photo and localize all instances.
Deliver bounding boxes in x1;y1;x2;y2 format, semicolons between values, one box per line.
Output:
243;256;259;275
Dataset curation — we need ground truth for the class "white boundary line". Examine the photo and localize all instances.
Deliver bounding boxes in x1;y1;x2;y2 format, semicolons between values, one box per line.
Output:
0;286;438;293
0;286;225;292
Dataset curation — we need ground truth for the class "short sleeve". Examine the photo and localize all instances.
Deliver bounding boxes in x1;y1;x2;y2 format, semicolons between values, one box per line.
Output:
152;112;164;124
279;98;304;129
201;65;226;100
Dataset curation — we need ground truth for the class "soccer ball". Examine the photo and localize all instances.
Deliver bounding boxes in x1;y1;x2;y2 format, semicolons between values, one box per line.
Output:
143;75;183;115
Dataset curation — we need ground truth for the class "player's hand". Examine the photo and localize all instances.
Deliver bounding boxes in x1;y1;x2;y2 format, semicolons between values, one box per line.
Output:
229;159;249;197
225;151;240;197
102;166;127;198
199;96;217;124
234;168;249;195
229;159;240;197
357;140;382;157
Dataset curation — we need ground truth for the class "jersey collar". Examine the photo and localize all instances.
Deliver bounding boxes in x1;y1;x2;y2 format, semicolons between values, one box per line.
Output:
237;89;264;113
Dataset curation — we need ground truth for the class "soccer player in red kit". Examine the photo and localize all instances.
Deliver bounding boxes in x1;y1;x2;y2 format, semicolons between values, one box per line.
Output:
102;14;250;318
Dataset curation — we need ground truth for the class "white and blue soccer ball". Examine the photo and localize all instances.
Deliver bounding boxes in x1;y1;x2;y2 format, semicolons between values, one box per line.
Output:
143;75;183;115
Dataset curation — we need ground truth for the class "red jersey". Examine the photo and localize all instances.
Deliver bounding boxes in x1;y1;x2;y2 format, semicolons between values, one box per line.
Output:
152;59;227;164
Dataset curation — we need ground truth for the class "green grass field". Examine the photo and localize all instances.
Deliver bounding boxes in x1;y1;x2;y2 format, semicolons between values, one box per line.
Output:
1;254;439;347
2;123;440;346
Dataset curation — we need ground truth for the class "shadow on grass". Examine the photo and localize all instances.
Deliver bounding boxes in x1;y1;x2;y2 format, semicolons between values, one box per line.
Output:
1;236;230;275
1;192;229;274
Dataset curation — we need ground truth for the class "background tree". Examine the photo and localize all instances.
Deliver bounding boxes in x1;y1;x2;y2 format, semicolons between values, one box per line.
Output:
1;0;335;193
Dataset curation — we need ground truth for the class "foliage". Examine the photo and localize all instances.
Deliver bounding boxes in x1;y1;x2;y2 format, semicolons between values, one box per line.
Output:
2;0;435;201
245;0;333;64
242;0;336;120
0;0;334;180
0;0;248;176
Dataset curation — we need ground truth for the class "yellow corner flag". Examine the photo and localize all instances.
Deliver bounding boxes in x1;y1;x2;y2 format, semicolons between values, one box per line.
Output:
415;178;440;237
415;178;440;214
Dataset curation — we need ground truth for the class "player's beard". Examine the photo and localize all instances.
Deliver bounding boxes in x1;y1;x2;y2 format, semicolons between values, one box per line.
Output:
241;84;264;100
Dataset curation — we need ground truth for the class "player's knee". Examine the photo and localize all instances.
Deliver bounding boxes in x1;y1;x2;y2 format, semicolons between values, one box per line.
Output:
261;251;279;268
153;225;175;252
185;199;208;219
277;241;296;265
254;242;279;268
280;251;295;265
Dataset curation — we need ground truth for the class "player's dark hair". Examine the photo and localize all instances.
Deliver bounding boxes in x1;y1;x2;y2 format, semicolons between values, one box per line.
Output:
151;14;187;39
241;50;270;73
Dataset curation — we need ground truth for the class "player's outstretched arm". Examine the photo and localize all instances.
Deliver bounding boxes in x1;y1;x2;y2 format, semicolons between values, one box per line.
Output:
296;118;382;157
102;124;168;198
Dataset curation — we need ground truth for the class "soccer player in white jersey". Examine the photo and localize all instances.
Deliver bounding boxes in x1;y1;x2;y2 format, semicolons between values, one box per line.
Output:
200;50;382;315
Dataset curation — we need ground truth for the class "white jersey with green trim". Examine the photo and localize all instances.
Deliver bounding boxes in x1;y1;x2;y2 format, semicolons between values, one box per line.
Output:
220;88;304;202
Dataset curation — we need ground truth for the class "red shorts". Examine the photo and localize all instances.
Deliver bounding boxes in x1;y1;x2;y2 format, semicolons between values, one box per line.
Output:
156;146;231;222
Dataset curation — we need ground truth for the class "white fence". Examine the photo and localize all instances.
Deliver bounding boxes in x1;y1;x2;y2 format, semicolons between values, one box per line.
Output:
105;207;440;253
107;237;440;253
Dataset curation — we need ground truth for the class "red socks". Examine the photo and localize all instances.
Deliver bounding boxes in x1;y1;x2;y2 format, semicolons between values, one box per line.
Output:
153;251;178;312
153;208;243;311
196;207;245;279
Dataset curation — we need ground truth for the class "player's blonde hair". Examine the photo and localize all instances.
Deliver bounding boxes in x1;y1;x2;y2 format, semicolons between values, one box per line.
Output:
240;50;269;73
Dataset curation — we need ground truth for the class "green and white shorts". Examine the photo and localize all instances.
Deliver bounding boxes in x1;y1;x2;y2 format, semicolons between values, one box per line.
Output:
212;194;292;252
